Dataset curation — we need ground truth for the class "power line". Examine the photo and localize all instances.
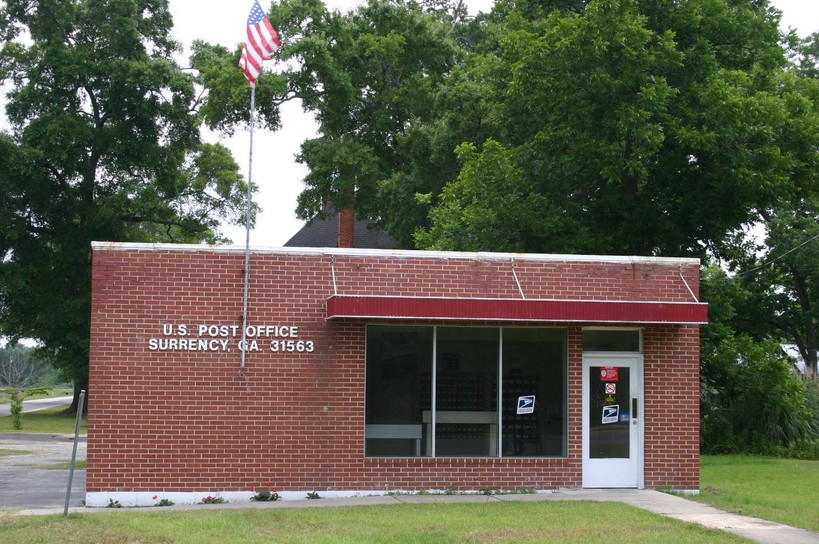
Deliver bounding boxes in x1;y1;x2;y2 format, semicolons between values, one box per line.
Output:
740;231;819;275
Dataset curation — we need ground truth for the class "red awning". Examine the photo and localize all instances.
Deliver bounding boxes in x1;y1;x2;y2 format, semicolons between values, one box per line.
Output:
325;295;707;324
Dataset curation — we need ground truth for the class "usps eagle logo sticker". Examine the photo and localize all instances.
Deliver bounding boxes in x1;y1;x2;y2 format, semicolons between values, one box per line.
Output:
602;405;620;424
517;395;536;415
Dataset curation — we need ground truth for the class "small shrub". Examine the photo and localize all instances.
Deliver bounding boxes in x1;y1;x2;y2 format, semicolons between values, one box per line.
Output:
107;499;122;508
251;489;280;502
772;437;819;460
152;495;174;507
306;491;321;499
9;389;23;430
200;495;226;504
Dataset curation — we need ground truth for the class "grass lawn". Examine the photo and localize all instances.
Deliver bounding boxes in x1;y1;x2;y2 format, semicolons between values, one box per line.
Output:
696;455;819;532
31;460;87;470
0;501;752;544
0;406;86;434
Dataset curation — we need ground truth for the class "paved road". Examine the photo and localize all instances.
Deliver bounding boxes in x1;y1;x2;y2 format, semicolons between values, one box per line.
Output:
0;433;86;509
0;396;73;417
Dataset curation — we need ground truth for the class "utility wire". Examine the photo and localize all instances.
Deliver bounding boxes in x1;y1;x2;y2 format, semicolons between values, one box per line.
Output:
739;231;819;276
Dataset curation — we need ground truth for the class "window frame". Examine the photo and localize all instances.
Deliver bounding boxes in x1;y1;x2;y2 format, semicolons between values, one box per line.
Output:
364;324;568;459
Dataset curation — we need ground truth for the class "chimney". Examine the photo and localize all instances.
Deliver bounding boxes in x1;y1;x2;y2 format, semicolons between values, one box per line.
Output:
338;207;355;248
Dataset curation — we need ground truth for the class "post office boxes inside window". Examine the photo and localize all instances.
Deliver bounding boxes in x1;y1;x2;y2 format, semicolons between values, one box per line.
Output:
365;325;567;458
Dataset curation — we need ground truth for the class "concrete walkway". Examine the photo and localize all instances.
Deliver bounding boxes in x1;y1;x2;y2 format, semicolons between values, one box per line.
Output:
11;489;818;544
545;489;819;544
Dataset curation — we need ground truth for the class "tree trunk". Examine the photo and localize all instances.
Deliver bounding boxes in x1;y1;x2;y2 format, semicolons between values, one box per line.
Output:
67;378;88;416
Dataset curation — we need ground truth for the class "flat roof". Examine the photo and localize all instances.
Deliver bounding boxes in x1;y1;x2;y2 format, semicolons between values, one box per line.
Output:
90;242;700;267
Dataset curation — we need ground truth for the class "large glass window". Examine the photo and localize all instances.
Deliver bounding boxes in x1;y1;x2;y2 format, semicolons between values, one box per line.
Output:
365;326;433;457
434;327;499;456
365;325;567;458
502;328;567;457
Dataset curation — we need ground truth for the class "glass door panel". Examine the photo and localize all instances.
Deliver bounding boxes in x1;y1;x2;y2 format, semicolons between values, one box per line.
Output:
589;366;630;458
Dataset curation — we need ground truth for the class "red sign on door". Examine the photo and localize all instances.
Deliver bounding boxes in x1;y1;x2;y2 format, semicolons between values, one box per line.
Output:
600;366;619;382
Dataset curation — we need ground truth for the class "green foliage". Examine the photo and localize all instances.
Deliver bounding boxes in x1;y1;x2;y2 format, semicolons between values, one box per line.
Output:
0;344;58;430
190;41;286;135
416;0;806;255
700;267;819;454
0;0;255;398
276;0;814;257
9;388;22;430
735;201;819;376
268;0;462;245
415;140;555;251
250;489;280;502
0;384;50;430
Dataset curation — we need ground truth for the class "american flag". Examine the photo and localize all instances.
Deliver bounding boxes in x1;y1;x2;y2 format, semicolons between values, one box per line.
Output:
238;0;282;87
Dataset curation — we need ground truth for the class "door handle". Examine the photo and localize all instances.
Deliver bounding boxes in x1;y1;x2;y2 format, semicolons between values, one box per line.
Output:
632;398;638;420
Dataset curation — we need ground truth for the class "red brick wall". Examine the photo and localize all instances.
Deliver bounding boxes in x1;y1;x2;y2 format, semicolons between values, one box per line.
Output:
643;325;701;489
88;245;701;494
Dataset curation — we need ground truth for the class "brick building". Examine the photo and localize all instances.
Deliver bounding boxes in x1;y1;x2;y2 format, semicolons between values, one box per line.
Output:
87;242;706;506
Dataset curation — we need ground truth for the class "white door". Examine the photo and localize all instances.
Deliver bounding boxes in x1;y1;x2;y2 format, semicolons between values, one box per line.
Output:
582;354;643;488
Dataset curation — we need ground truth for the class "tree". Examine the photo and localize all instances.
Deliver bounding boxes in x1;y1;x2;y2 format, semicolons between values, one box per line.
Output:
275;0;812;258
267;0;463;246
728;201;819;377
723;32;819;377
0;344;36;430
699;266;819;453
415;0;809;257
0;345;35;390
0;344;60;387
0;0;264;412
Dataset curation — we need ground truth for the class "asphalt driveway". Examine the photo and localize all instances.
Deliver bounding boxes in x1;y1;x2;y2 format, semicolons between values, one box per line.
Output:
0;433;86;509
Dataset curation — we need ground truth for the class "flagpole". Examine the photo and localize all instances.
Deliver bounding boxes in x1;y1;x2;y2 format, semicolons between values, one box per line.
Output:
239;85;256;376
238;0;281;375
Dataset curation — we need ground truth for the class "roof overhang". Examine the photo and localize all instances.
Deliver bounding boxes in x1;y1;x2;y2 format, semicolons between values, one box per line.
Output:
326;295;708;325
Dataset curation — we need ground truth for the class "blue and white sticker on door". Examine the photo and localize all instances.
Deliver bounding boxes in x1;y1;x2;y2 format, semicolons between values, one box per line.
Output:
602;404;619;424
